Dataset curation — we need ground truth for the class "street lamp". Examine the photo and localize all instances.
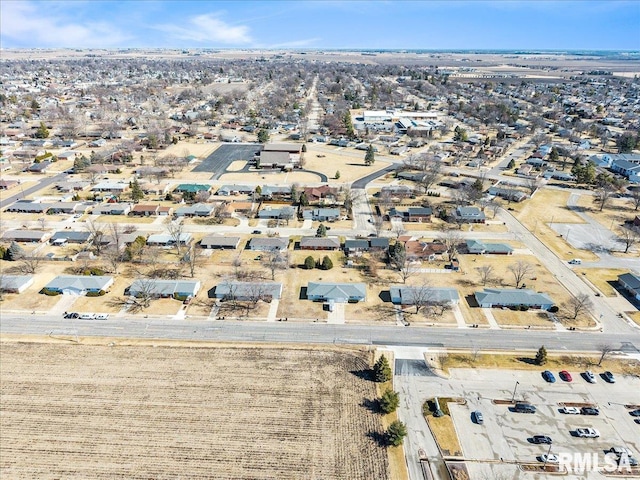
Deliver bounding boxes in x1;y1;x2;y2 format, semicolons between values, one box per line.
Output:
511;381;520;402
543;442;553;469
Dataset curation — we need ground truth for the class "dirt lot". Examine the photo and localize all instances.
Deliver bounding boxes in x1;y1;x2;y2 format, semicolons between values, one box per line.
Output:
0;342;390;480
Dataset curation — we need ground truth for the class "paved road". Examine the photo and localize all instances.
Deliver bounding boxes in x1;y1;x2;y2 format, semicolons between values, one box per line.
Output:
0;172;68;208
2;314;639;353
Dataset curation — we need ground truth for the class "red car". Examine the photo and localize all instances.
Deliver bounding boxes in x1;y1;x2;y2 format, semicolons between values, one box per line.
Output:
559;370;573;382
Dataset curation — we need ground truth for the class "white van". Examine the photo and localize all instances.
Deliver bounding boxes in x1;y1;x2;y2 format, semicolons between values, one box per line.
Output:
568;259;582;265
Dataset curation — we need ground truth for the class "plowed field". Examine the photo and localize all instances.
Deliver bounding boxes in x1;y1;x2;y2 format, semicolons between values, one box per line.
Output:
0;342;389;479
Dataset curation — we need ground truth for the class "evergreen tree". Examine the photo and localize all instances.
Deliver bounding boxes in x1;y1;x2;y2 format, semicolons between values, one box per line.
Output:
373;354;392;383
6;241;25;261
379;389;400;414
335;170;341;180
316;224;327;237
321;256;333;270
365;144;375;166
549;147;560;162
301;144;307;153
298;192;309;206
35;121;49;139
304;256;316;270
130;178;144;203
386;420;407;446
257;128;270;143
343;111;355;138
535;346;548;366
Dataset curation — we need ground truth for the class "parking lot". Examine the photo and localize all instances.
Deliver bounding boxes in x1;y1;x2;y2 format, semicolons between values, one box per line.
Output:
192;143;261;178
397;364;640;479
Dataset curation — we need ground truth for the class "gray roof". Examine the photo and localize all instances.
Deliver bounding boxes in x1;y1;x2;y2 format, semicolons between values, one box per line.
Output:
307;282;366;301
474;288;553;306
200;235;240;248
390;286;460;304
50;231;92;243
456;206;485;218
618;273;640;293
0;275;33;292
175;203;215;216
248;237;289;250
299;236;341;248
262;143;301;152
260;151;291;165
466;239;513;253
129;279;200;297
344;239;369;249
92;203;133;214
215;281;282;299
147;233;192;244
261;185;291;196
2;229;48;241
369;237;390;248
257;206;295;218
45;275;113;292
217;184;255;195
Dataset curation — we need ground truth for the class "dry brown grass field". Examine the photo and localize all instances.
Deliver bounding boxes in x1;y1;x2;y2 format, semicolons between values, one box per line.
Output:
0;342;390;480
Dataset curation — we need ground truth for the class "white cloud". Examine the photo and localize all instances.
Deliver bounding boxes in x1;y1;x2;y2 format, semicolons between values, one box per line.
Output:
155;13;252;44
0;1;131;47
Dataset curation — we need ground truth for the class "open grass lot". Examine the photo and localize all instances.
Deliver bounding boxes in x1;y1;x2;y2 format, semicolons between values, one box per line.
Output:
0;342;390;480
575;267;628;297
576;193;639;231
511;188;599;261
304;145;391;182
491;309;554;327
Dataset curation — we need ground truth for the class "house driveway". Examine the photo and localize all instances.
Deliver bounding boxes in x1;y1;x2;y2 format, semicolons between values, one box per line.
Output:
50;293;79;316
266;299;280;322
326;302;345;324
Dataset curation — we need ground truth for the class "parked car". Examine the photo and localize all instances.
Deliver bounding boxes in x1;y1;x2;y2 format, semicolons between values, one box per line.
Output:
568;258;582;265
473;411;484;424
514;403;537;413
78;313;96;320
252;230;262;234
63;312;79;319
581;407;600;416
575;428;600;438
629;409;640;417
608;447;633;458
531;435;552;444
584;370;597;383
94;313;109;320
539;454;559;463
542;370;556;383
560;406;580;415
602;371;616;383
559;370;573;382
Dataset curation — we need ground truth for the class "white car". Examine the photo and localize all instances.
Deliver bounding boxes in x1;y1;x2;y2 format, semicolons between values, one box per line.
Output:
94;313;109;320
584;370;597;383
576;428;600;438
560;406;580;414
78;313;95;320
540;454;559;464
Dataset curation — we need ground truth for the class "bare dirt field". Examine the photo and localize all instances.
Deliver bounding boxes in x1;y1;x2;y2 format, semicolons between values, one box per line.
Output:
0;342;390;480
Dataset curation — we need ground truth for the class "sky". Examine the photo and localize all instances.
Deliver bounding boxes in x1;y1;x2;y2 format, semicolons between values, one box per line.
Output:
1;0;639;51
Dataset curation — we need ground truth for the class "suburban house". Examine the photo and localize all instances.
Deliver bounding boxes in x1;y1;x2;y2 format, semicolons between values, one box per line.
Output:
344;239;369;255
214;281;283;302
127;279;201;298
306;282;367;303
302;208;341;222
388;207;432;222
0;179;19;190
611;159;640;183
618;273;640;301
217;184;255;196
299;236;341;250
91;181;129;194
404;240;449;261
260;185;291;200
0;275;34;294
465;239;513;255
257;143;302;169
380;185;415;199
5;200;50;214
303;185;338;204
2;229;50;243
92;203;133;216
27;161;52;173
369;237;390;252
247;237;289;251
174;184;211;195
55;180;91;192
200;235;240;250
257;206;295;220
389;286;460;306
146;233;193;247
487;186;527;202
174;203;216;217
474;288;554;310
44;275;114;295
454;206;486;223
50;231;92;245
634;216;640;228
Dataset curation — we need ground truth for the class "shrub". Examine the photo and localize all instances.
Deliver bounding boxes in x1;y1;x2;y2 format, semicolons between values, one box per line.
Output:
303;256;316;270
173;293;189;301
535;345;548;366
86;290;106;297
519;304;529;311
549;305;559;313
321;256;333;270
40;288;60;296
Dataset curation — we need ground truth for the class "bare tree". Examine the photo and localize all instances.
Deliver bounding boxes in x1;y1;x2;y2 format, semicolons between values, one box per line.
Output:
616;226;640;254
340;186;363;214
37;217;47;231
391;222;406;239
390;244;418;284
126;278;157;311
263;249;289;280
564;292;594;320
103;246;123;274
524;177;541;196
597;343;615;366
437;228;462;261
629;189;640;211
108;222;127;253
85;220;107;256
165;219;185;257
409;283;435;314
18;256;43;274
488;198;502;218
507;260;534;288
184;244;204;278
373;215;385;236
476;265;495;286
404;153;442;192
